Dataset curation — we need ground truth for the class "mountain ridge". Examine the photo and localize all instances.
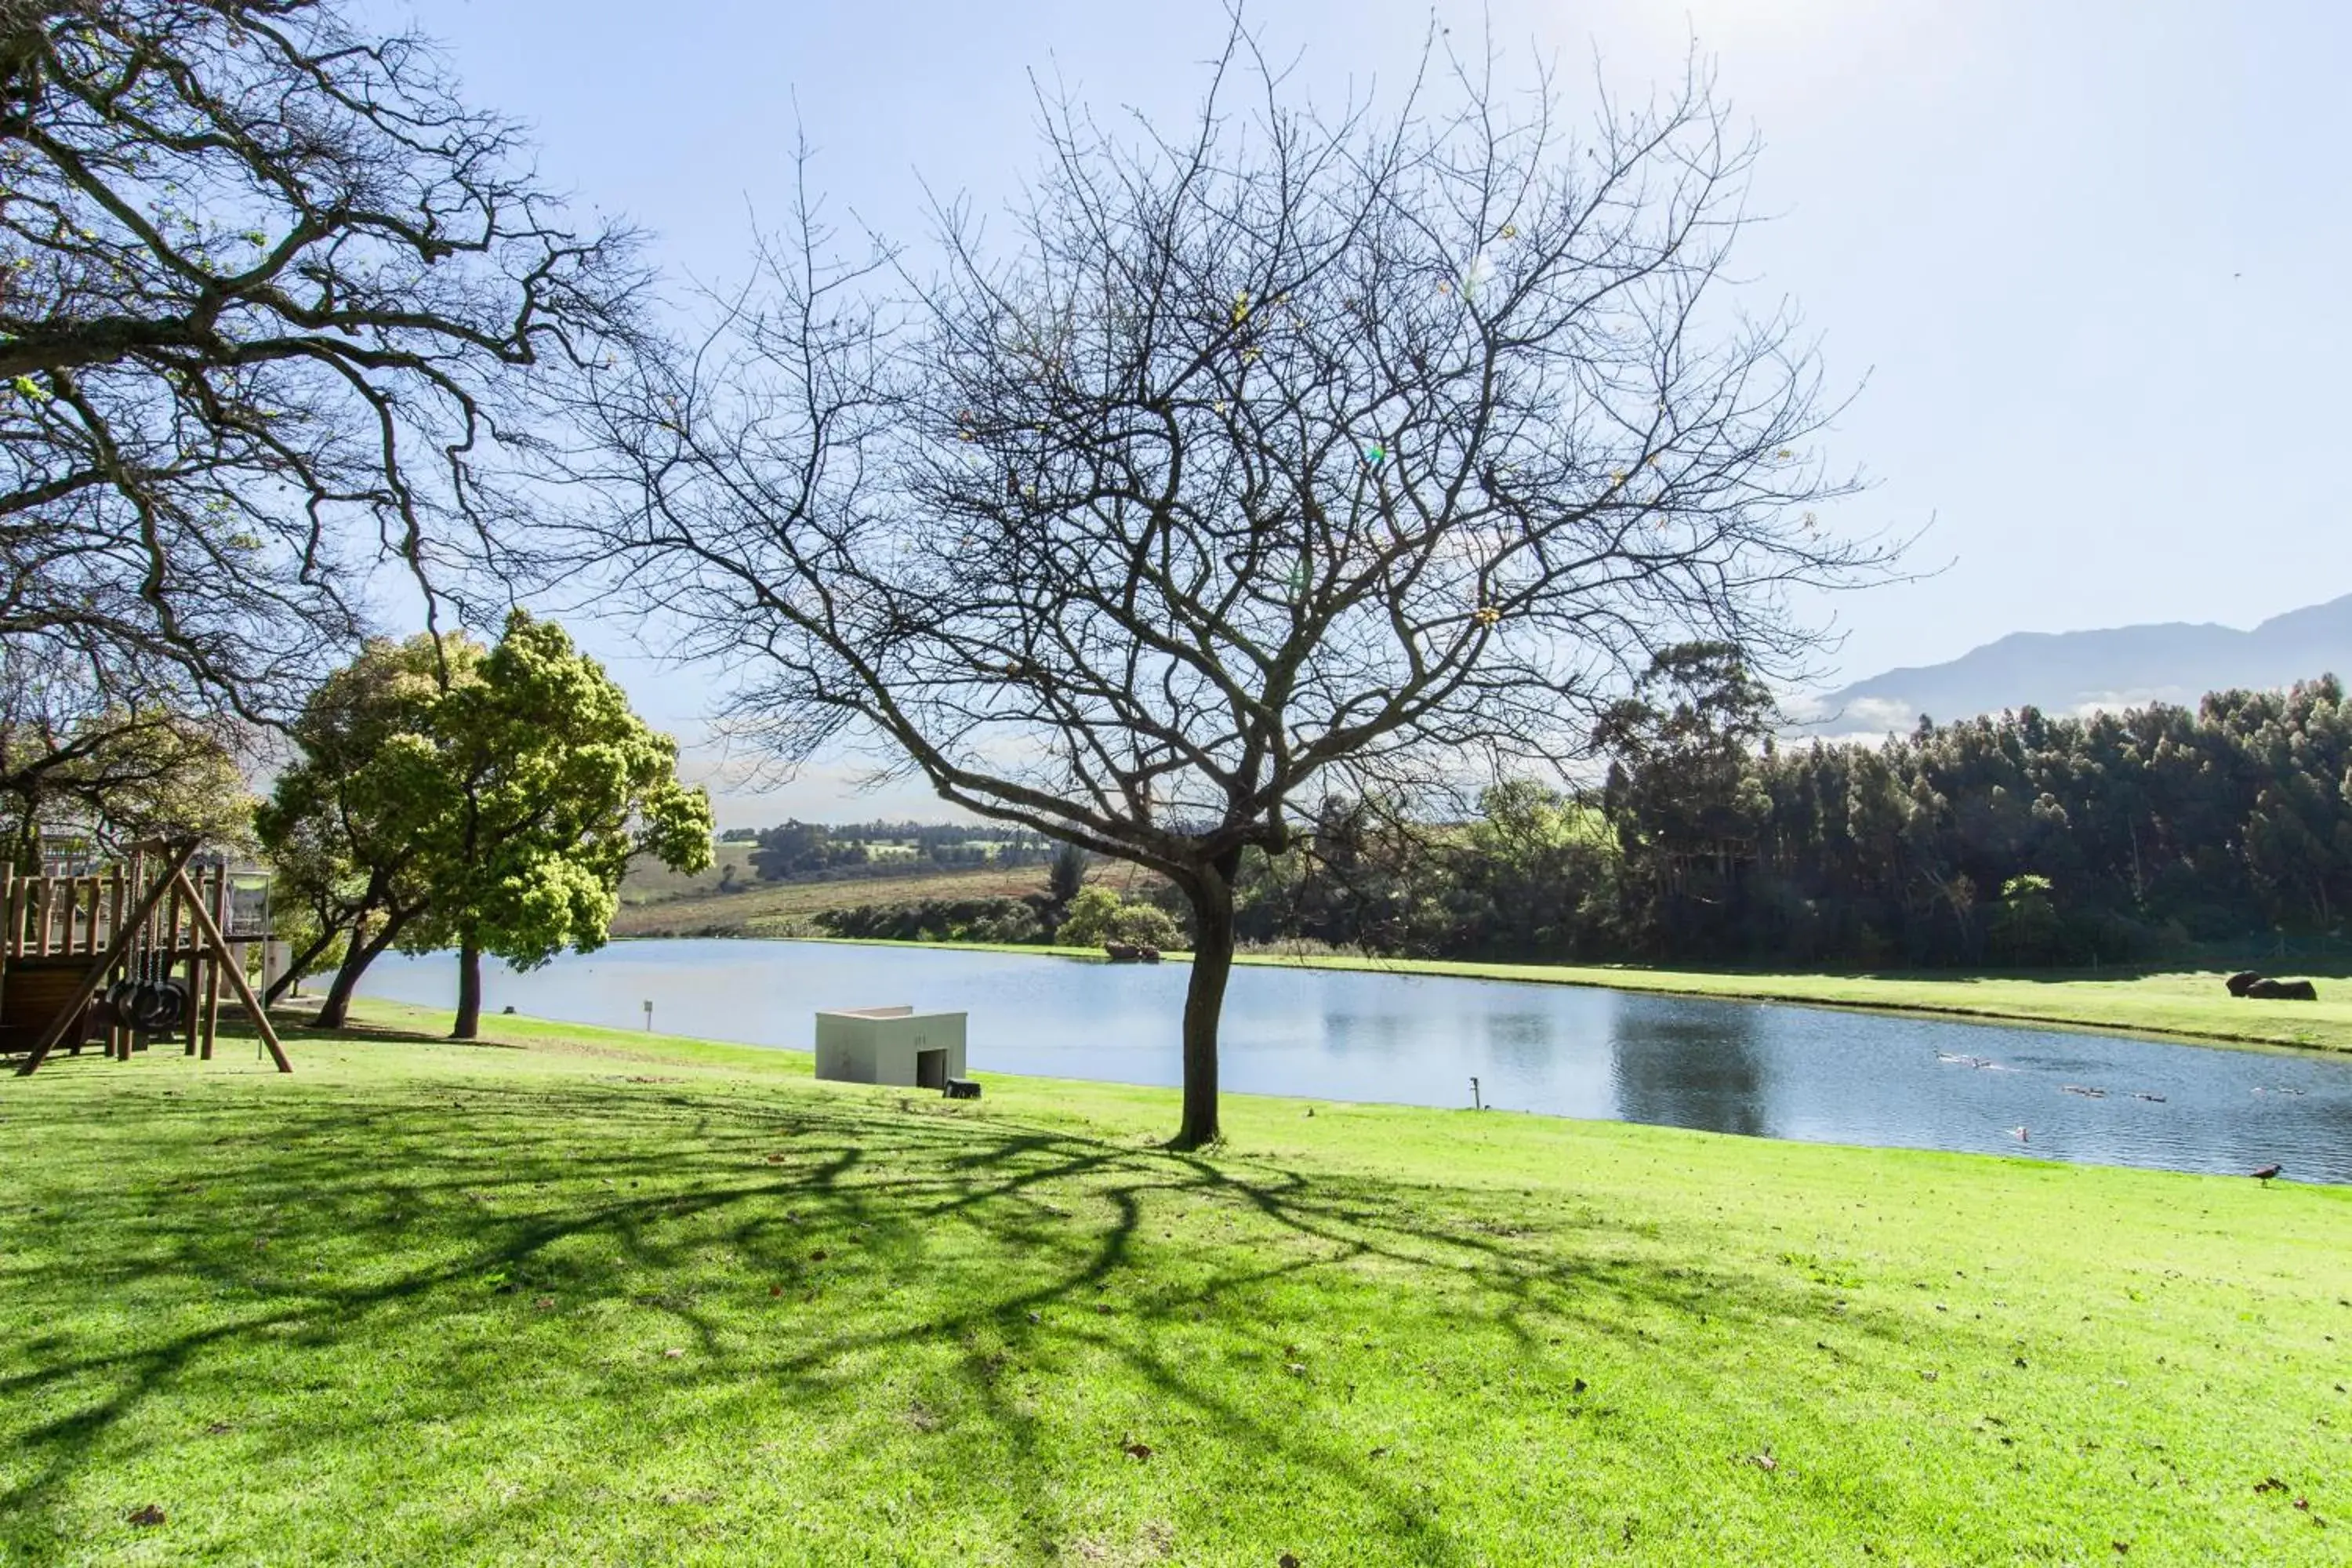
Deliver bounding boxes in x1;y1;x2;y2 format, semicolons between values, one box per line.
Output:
1791;592;2352;736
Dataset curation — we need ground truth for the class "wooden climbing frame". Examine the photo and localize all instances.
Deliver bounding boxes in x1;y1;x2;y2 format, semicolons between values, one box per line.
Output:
1;839;289;1077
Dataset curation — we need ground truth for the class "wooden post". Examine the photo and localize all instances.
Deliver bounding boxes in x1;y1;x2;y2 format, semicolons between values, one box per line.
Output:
105;866;128;1060
201;866;225;1060
172;866;289;1073
13;842;198;1076
32;876;51;956
177;868;198;1056
0;865;13;1051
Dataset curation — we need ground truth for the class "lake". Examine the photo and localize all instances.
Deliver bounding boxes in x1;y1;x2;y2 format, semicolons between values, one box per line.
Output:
358;939;2352;1184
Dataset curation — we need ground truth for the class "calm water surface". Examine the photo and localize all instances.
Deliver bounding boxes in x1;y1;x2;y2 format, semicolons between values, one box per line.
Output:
358;939;2352;1184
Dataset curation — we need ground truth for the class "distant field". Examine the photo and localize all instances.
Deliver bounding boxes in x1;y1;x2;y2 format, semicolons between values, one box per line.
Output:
612;862;1051;938
618;840;763;905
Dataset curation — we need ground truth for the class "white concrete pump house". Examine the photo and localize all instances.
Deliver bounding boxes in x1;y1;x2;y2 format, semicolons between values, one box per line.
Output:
813;1006;968;1089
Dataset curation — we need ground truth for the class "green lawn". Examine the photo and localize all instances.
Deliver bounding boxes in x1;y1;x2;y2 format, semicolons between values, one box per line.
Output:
1240;956;2352;1055
2;1004;2346;1566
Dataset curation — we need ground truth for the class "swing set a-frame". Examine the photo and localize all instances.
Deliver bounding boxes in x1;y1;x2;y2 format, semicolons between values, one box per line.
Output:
1;837;289;1076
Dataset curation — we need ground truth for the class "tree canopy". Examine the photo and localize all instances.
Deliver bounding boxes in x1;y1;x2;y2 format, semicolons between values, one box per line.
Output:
402;612;713;1036
0;0;643;717
0;640;249;867
252;628;458;1022
257;612;711;1033
570;28;1890;1145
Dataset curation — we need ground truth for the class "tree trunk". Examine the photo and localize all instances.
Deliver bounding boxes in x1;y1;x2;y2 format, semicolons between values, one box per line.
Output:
314;915;405;1029
263;926;341;1006
452;931;483;1040
1173;851;1241;1151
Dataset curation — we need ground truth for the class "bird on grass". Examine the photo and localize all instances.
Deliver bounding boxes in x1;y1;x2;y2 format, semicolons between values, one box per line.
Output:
2252;1163;2282;1185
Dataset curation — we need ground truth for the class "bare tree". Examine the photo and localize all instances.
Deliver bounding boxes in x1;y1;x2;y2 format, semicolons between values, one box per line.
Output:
0;0;644;718
570;27;1896;1147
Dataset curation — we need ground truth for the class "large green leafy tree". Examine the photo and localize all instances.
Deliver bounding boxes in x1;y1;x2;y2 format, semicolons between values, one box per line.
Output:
255;633;477;1026
258;615;711;1033
397;612;712;1038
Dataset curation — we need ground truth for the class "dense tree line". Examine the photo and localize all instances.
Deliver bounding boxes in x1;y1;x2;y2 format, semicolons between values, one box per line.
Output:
1190;668;2352;969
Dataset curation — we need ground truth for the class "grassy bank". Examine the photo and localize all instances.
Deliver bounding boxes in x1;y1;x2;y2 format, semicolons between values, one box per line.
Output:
661;932;2352;1055
2;1005;2345;1565
1248;955;2352;1054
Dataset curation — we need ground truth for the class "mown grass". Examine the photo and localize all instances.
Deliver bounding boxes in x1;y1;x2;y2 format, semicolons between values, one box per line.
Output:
2;1003;2346;1565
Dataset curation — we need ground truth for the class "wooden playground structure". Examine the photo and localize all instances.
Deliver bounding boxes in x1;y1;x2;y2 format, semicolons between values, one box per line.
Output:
1;839;288;1076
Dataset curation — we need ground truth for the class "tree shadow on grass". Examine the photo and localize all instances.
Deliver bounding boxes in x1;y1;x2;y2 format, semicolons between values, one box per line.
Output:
0;1022;1961;1562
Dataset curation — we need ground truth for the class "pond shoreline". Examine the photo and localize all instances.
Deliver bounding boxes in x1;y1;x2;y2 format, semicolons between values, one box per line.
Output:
364;939;2352;1182
607;931;2352;1058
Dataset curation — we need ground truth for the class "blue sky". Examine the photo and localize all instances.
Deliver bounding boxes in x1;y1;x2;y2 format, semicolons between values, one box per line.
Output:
401;0;2350;823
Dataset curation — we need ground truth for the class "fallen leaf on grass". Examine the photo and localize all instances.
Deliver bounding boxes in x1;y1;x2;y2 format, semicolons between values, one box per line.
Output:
662;1348;685;1359
769;1284;783;1298
1749;1452;1778;1472
533;1296;555;1311
2256;1477;2289;1494
127;1504;165;1527
1919;1370;1939;1382
2112;1542;2129;1555
764;1152;788;1163
1123;1441;1153;1461
1367;1446;1390;1459
1287;1363;1308;1377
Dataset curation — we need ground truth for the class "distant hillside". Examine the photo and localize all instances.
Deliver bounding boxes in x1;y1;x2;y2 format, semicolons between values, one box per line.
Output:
1790;592;2352;737
612;863;1051;939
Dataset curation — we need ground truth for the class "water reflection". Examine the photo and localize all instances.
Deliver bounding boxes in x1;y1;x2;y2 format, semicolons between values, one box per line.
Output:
1610;999;1769;1138
356;939;2352;1184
